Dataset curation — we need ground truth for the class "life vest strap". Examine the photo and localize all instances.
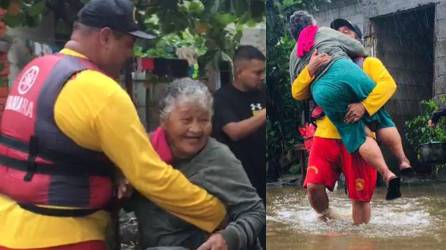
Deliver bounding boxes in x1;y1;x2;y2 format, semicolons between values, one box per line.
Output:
24;135;38;182
0;135;113;177
0;154;112;177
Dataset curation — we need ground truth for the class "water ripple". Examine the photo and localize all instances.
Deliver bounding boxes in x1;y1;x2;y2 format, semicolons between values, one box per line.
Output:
268;189;441;238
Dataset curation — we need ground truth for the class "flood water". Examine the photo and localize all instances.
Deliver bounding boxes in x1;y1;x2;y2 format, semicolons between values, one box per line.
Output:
267;182;446;250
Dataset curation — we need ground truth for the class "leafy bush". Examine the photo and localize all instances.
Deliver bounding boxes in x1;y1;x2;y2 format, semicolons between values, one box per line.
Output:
404;97;446;149
134;30;207;59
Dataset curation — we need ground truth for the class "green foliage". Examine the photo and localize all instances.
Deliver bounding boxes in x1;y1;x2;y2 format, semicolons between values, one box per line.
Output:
27;1;46;17
134;29;207;59
2;0;264;74
405;97;446;149
2;0;48;27
405;98;446;175
135;0;264;73
200;0;265;23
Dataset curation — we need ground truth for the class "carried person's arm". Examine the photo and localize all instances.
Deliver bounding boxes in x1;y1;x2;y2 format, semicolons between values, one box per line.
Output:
289;45;298;82
291;50;332;101
323;27;367;58
291;66;313;101
94;81;226;233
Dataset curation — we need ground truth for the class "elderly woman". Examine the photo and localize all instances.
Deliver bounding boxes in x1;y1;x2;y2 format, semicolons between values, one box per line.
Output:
129;78;265;250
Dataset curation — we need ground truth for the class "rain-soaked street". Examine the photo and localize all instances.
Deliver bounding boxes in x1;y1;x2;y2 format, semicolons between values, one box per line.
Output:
267;182;446;250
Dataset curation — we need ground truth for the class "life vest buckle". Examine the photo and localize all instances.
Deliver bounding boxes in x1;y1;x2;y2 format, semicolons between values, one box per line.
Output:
24;136;38;182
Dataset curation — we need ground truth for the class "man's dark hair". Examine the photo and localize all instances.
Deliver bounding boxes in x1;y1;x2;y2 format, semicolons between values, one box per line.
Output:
330;18;363;40
233;45;265;63
288;10;315;41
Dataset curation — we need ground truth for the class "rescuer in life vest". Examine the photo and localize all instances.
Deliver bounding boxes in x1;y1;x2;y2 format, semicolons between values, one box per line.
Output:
0;0;226;249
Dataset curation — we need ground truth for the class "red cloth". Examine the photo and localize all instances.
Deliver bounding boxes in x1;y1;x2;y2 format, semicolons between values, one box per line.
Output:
140;58;155;72
298;123;316;152
0;241;107;250
303;137;377;202
310;106;325;120
149;127;173;163
296;25;319;58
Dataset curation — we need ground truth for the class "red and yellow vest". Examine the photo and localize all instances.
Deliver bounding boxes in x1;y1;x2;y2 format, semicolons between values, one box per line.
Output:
0;53;114;216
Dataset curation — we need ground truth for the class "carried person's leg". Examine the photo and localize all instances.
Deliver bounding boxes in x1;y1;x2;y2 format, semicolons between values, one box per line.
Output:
358;136;396;184
376;127;412;172
358;136;401;200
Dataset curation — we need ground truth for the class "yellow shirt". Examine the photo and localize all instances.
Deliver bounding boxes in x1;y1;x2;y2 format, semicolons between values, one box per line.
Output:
291;57;397;139
0;49;226;248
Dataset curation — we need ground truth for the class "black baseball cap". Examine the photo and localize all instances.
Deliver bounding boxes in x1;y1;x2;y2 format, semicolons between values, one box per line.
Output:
77;0;155;40
330;18;362;40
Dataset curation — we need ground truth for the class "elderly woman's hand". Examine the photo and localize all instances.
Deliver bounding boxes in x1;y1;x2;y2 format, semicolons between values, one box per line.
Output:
307;49;332;77
197;233;228;250
116;177;133;200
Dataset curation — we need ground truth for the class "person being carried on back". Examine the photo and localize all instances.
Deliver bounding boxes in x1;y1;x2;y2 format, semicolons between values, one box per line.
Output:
289;11;414;200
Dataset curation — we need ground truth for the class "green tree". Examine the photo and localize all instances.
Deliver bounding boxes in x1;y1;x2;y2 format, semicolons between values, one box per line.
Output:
134;0;264;73
1;0;264;74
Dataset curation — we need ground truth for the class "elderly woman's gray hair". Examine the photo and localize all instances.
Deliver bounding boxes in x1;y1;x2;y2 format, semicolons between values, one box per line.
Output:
159;78;213;120
288;10;316;41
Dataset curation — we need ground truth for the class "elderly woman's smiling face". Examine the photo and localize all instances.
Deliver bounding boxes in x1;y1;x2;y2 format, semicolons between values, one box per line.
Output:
161;101;212;159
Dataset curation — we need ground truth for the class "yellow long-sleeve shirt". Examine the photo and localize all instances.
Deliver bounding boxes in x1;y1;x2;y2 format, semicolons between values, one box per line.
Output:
291;57;397;139
0;49;226;248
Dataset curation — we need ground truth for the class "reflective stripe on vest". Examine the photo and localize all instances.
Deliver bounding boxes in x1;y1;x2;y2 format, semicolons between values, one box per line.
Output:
0;53;114;216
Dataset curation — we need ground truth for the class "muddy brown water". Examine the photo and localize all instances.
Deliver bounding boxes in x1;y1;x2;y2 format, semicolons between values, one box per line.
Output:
267;183;446;250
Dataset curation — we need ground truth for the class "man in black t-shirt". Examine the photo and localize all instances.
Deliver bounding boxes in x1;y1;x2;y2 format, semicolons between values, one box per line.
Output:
212;45;266;203
213;45;266;249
